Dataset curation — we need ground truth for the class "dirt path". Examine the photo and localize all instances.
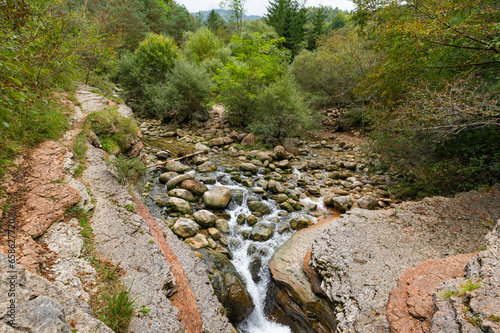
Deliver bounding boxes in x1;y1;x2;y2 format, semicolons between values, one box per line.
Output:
133;193;203;333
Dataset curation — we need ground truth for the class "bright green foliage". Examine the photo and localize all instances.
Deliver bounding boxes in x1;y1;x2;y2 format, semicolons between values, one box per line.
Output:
183;27;226;62
99;283;137;332
330;11;350;30
265;0;307;57
291;25;377;108
111;155;146;185
146;57;213;122
213;33;289;126
241;20;279;41
251;74;314;138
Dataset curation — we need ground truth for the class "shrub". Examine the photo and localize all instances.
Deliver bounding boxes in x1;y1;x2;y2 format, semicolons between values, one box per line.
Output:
82;108;139;155
99;283;136;333
250;74;316;139
146;57;213;123
111;155;146;185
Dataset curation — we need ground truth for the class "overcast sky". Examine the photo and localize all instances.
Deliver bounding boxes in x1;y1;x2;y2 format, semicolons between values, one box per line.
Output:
175;0;355;16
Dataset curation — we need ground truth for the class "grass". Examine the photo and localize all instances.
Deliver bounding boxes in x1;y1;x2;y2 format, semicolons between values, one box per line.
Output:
73;133;88;178
125;204;135;212
458;279;482;296
111;155;146;185
440;289;458;299
139;306;151;315
65;204;135;332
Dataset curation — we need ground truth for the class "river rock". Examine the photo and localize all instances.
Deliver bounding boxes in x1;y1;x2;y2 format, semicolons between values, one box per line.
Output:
172;218;199;238
197;249;254;324
166;173;194;190
250;223;274;241
166;197;193;215
180;179;208;195
159;171;178;184
209;137;233;146
193;210;217;228
239;163;258;174
194;143;210;153
323;194;354;213
256;151;273;162
268;180;285;194
237;213;246;225
163;161;192;173
241;133;256;147
215;219;230;234
197;161;217;173
357;195;379;210
208;227;221;240
248;201;271;215
231;189;244;205
185;234;209;249
228;146;239;157
246;215;258;226
203;187;231;209
168;189;194;202
277;159;292;170
273;145;287;160
290;218;313;230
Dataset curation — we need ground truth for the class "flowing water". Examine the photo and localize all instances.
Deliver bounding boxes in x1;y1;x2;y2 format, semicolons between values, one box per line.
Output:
142;139;333;332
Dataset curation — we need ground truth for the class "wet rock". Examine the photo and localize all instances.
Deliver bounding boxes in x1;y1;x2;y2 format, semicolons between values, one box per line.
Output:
193;210;217;228
290;218;313;230
271;193;289;203
273;145;287;159
228;146;239;157
323;195;354;213
249;254;262;283
268;180;285;194
247;215;258;226
239;163;258;174
307;187;321;196
197;161;217;173
241;133;256;147
197;249;254;323
237;213;246;225
159;171;179;184
166;173;194;190
203;186;231;209
230;189;244;205
277;159;292;170
357;195;379;210
250;223;274;241
185;234;209;249
197;176;216;185
279;202;294;212
166;197;193;215
208;227;221;240
180;179;208;196
241;178;253;187
192;154;209;165
215;219;230;234
256;151;274;162
172;218;199;238
163;161;192;173
168;189;194;202
194;143;210;153
248;201;271;215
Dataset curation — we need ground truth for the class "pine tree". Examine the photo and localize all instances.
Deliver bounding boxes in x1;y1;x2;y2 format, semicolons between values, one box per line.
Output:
306;6;328;50
265;0;306;57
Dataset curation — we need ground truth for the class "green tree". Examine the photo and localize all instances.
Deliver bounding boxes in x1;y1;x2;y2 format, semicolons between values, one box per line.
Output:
162;2;197;44
205;9;226;33
220;0;246;33
265;0;307;57
306;6;328;50
213;33;289;126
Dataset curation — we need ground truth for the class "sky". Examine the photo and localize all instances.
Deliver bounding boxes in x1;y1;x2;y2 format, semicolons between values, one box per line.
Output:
175;0;355;16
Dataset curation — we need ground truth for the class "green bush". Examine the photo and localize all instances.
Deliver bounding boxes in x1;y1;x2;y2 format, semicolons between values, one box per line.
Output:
146;57;213;123
250;74;316;139
117;33;178;115
82;108;139;155
111;155;146;185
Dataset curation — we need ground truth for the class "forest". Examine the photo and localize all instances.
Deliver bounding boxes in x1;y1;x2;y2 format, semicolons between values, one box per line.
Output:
0;0;499;198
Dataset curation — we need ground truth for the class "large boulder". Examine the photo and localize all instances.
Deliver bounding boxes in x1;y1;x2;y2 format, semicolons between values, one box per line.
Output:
268;180;285;194
323;195;354;213
357;195;379;210
197;249;255;324
203;187;231;209
247;201;271;215
167;174;194;190
172;218;199;238
239;163;258;174
166;197;193;215
250;223;274;241
163;161;192;173
159;171;179;184
168;189;194;202
184;234;209;249
241;133;256;147
197;161;217;173
180;179;208;196
273;145;287;160
193;210;217;228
